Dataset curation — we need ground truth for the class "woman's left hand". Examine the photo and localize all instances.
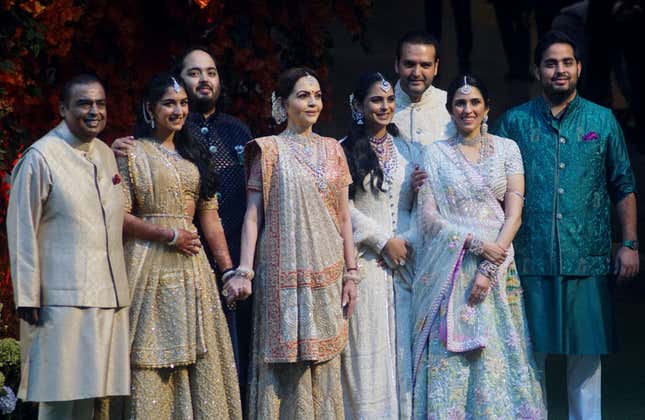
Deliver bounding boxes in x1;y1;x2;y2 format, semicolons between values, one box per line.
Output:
223;276;252;304
342;280;358;319
468;272;491;306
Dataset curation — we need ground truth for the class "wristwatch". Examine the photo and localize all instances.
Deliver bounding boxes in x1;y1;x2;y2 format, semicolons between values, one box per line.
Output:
622;240;639;251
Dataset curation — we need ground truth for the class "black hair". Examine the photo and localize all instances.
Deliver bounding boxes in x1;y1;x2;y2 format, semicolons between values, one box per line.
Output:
133;72;219;200
395;30;440;62
534;30;579;66
60;74;104;106
341;72;399;199
274;66;319;100
171;45;216;77
445;74;491;112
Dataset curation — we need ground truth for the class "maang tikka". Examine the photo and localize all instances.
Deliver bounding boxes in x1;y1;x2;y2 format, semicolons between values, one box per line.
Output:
459;76;472;95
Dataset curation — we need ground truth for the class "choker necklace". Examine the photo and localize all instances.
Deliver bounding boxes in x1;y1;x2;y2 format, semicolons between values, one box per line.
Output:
457;134;484;146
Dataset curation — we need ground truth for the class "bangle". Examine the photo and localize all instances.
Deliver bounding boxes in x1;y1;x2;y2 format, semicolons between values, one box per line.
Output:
477;260;499;285
468;237;484;256
346;267;358;271
167;228;179;246
343;271;361;285
236;267;255;281
221;269;236;283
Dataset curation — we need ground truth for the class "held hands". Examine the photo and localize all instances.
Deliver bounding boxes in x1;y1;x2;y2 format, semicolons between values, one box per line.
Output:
468;272;491;306
111;135;135;157
482;241;507;265
383;237;409;267
174;229;202;256
411;165;428;192
342;280;357;319
614;246;640;283
222;275;252;304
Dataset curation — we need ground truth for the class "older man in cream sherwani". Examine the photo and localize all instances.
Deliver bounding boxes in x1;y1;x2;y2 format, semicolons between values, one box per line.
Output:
7;74;130;420
393;30;456;145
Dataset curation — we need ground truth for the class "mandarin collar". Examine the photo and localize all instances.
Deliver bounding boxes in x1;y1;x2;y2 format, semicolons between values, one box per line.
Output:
187;110;219;126
537;92;581;123
53;121;96;154
395;80;437;109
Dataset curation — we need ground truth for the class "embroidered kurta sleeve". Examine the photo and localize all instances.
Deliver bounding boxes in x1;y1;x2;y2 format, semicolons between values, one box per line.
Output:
504;139;525;176
116;154;135;213
7;150;53;307
198;193;219;211
350;201;391;253
247;155;262;191
606;114;637;202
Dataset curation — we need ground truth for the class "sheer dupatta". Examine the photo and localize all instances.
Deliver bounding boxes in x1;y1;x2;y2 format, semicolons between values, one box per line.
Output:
411;140;513;385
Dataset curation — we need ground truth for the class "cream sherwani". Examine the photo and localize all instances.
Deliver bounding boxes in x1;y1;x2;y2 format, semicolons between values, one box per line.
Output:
393;81;456;146
7;121;130;403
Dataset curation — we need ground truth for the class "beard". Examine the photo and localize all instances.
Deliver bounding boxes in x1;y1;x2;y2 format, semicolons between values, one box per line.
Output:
191;95;218;115
543;78;577;106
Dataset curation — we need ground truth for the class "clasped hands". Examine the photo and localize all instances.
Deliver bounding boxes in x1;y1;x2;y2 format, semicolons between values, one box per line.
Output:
468;238;508;306
222;275;252;305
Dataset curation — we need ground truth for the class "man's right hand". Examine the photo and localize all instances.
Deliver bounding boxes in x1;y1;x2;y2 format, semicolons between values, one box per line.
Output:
17;307;40;325
111;136;135;157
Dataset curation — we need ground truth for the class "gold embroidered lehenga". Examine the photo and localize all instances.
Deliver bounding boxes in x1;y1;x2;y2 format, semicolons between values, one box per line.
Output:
116;139;241;419
244;133;352;419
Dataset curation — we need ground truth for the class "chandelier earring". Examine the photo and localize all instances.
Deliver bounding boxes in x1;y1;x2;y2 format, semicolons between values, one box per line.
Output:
481;114;488;136
348;93;364;125
271;92;287;124
142;103;155;129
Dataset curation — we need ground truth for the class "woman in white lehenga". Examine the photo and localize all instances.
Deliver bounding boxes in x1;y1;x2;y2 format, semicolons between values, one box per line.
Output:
340;72;421;419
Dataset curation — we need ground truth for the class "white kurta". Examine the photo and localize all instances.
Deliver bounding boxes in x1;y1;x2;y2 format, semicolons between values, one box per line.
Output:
341;137;421;420
392;81;456;146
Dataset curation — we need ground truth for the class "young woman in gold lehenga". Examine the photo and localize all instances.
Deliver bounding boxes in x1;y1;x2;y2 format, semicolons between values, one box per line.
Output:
115;73;242;419
223;67;358;419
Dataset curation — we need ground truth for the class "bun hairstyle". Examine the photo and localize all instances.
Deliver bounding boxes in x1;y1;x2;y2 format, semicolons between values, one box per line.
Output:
341;72;399;199
134;72;219;200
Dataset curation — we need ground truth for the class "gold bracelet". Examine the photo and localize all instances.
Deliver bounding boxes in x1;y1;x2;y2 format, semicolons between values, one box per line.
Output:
236;267;255;281
343;271;361;285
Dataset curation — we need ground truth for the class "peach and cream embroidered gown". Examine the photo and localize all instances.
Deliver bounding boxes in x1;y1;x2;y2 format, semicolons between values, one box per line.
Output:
117;139;241;419
245;132;352;420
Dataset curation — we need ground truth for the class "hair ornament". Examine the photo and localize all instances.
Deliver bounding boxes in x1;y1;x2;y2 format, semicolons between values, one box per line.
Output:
171;77;181;93
459;76;472;95
376;73;392;93
271;91;287;124
348;93;364;125
141;102;155;128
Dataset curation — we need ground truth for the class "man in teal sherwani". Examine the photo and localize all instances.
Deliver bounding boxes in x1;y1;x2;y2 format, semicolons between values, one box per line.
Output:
494;31;639;420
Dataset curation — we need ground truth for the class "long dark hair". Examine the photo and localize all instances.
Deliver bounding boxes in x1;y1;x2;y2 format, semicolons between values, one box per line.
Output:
134;72;219;200
342;72;399;199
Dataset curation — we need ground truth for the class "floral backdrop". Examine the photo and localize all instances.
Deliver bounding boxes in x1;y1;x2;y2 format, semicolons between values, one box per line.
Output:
0;0;371;340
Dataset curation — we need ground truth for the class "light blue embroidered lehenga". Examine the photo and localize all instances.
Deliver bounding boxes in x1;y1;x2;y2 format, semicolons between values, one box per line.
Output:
411;135;545;419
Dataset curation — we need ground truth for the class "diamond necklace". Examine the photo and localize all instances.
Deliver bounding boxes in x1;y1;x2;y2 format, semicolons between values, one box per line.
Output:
370;133;398;184
282;129;328;190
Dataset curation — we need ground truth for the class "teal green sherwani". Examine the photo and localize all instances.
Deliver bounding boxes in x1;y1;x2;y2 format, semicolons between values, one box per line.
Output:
494;94;636;354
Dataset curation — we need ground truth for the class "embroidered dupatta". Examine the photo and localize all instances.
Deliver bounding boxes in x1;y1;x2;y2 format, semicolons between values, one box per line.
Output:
245;136;349;363
411;140;514;383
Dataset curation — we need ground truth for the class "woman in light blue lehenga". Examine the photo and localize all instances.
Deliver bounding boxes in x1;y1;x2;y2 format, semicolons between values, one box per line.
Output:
411;75;545;419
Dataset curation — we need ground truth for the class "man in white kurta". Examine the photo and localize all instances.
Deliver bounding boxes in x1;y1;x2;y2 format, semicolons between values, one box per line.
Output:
7;75;130;420
390;30;456;420
393;30;456;145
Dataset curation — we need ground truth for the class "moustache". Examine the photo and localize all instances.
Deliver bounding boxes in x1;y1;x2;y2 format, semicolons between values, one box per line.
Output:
551;72;570;81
